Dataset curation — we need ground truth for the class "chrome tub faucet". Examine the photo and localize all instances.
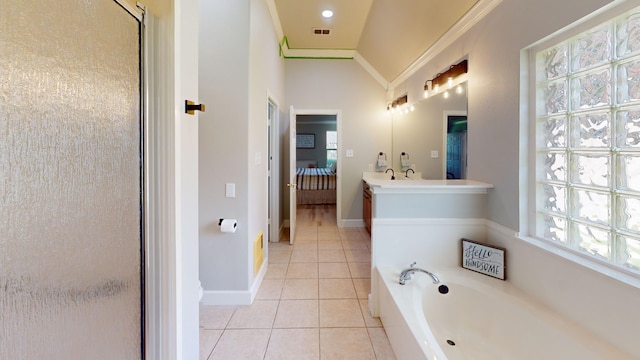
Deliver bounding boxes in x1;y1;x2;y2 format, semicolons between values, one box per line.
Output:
399;262;440;285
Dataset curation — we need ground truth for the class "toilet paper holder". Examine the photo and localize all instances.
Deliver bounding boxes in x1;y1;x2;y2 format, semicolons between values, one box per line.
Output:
219;218;237;228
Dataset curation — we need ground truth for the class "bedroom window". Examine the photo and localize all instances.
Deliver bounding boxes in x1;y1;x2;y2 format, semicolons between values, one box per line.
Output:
531;3;640;274
326;130;337;168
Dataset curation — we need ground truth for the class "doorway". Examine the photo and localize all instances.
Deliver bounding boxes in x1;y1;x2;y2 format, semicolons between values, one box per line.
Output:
0;0;144;357
445;114;468;179
288;109;341;244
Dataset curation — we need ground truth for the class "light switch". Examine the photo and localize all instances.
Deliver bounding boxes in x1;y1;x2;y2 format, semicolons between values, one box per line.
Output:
346;149;354;157
226;183;235;198
431;150;439;158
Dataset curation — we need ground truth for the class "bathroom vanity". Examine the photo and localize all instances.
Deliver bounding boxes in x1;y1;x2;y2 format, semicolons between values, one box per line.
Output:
362;180;372;234
362;172;492;218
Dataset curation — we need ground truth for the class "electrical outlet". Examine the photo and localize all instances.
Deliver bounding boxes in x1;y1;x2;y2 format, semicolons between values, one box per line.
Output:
346;149;354;158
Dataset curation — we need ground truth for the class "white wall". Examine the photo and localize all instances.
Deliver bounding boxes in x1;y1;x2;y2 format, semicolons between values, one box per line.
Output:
199;0;251;297
248;0;285;275
284;59;389;223
198;0;284;304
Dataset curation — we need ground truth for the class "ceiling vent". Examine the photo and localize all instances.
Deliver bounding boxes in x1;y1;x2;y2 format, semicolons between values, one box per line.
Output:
312;28;332;35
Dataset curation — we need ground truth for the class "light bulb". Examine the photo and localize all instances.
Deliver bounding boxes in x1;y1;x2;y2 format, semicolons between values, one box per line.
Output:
434;84;440;93
443;90;450;99
322;10;333;18
448;77;453;88
410;105;415;112
423;90;429;98
456;84;464;94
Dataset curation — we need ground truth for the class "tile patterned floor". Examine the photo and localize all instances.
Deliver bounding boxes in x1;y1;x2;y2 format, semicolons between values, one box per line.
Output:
200;205;396;360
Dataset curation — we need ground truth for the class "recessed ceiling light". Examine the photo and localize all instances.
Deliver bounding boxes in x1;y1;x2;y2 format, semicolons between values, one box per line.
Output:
322;10;333;18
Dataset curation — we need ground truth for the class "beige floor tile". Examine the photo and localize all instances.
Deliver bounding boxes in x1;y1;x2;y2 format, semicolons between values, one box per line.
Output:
318;250;346;262
317;230;339;241
293;238;318;244
208;329;270;360
318;262;351;279
338;231;363;242
281;278;319;299
317;240;343;250
344;249;371;263
292;242;317;251
319;299;364;327
200;305;236;329
348;262;371;279
268;241;292;251
368;327;397;360
320;328;375;360
290;250;318;263
255;279;284;300
296;229;318;241
264;328;320;360
342;239;368;250
286;262;318;278
359;299;382;327
319;279;356;299
269;250;292;264
226;300;278;329
273;299;319;328
199;329;222;360
264;263;288;279
352;278;371;299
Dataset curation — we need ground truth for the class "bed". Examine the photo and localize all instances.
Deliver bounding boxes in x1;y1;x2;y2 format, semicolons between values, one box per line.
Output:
296;167;336;205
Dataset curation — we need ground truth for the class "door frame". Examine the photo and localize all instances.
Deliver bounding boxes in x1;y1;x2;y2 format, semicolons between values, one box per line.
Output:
289;108;342;227
267;95;280;243
143;0;201;357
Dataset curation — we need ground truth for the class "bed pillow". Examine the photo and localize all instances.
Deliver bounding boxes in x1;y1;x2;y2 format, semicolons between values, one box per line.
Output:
330;161;337;173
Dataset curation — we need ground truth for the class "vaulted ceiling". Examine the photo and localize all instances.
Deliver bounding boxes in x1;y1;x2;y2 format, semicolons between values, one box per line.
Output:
270;0;488;86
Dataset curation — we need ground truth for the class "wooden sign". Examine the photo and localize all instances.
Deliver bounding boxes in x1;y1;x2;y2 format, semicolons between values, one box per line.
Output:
461;238;506;280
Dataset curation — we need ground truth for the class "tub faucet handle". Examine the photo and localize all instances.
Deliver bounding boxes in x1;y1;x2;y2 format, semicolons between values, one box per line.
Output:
409;262;416;268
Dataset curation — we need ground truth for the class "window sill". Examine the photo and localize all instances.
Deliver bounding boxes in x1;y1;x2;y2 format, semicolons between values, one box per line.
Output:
515;234;640;290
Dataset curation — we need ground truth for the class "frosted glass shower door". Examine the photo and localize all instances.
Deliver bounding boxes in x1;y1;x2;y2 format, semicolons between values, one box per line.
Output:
1;0;143;358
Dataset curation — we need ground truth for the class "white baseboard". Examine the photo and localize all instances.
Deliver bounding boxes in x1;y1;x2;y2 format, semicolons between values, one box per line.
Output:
201;290;252;305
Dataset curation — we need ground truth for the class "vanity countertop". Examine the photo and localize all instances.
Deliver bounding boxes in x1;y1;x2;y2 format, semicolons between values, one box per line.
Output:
362;172;493;194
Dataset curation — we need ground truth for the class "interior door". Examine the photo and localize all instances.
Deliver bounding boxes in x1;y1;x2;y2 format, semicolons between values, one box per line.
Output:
288;106;297;245
0;0;143;358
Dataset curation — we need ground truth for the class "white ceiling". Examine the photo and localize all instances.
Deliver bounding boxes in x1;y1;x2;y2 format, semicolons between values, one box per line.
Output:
272;0;479;84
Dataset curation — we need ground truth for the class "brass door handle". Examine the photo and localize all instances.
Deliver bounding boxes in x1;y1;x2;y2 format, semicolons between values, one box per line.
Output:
287;183;296;188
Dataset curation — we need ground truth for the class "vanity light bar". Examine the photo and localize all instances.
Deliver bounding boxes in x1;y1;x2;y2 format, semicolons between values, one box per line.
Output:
429;60;468;88
387;94;408;110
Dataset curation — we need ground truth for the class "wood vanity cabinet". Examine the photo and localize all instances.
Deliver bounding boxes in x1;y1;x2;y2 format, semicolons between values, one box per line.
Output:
363;180;372;233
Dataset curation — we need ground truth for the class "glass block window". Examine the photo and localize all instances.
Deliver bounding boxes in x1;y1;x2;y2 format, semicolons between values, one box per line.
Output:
326;130;337;168
534;5;640;273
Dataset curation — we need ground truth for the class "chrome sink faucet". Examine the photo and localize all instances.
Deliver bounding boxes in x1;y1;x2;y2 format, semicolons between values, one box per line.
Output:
385;168;395;180
399;262;440;285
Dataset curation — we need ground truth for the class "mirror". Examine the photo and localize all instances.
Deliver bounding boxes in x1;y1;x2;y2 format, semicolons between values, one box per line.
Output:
391;81;467;179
